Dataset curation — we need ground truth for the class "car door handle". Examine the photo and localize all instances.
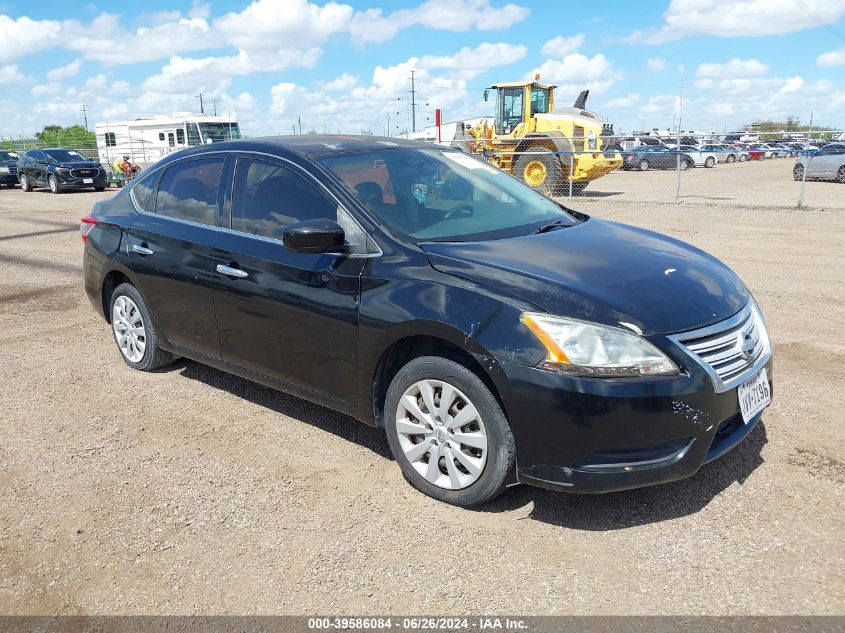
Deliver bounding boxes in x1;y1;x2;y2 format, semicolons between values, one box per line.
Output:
131;244;154;256
216;264;248;279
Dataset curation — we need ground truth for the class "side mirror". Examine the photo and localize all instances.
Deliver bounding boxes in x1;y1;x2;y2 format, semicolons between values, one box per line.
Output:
283;218;347;254
483;89;489;102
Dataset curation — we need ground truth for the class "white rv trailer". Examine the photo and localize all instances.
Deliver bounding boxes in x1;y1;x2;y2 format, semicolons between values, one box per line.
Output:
94;113;241;168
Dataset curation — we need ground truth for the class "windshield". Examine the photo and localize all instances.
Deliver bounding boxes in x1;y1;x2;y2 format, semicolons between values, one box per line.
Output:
0;151;19;161
321;149;579;242
199;122;241;143
44;149;91;162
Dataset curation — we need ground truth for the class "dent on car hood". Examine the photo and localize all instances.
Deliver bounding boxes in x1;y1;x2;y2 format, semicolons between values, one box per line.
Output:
421;218;748;336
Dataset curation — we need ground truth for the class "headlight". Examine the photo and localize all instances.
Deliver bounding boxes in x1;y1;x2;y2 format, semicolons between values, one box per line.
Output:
0;167;8;174
56;167;70;173
521;312;679;377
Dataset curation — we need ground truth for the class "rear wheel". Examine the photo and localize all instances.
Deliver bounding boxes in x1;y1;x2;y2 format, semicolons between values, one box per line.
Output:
48;174;61;194
793;164;805;181
513;146;564;196
384;356;515;507
109;283;174;371
19;174;32;192
739;154;748;162
705;156;716;168
837;166;845;184
726;154;736;163
639;159;650;171
679;159;689;170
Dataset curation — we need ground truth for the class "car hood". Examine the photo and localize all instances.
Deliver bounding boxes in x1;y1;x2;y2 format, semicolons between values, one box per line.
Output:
421;218;748;336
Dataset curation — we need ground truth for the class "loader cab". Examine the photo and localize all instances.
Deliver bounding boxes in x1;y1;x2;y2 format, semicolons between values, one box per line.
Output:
488;81;556;136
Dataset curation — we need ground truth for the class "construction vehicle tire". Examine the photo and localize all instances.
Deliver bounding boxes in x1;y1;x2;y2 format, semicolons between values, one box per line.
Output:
514;147;564;197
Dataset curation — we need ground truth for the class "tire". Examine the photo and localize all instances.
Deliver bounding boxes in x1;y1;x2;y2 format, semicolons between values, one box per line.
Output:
639;160;649;171
384;356;515;507
837;166;845;184
513;147;564;197
569;181;588;195
739;154;748;162
19;174;32;192
726;154;736;164
48;174;61;194
94;186;105;192
793;164;804;181
679;159;689;171
705;157;716;168
109;283;174;371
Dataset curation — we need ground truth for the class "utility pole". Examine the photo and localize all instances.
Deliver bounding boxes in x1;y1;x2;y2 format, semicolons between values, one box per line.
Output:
196;93;205;115
298;116;302;135
80;104;89;131
211;99;219;117
410;70;417;134
675;73;685;204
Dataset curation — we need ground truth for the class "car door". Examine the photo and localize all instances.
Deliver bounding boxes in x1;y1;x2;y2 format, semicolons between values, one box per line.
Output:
26;150;47;185
126;154;228;359
212;155;367;403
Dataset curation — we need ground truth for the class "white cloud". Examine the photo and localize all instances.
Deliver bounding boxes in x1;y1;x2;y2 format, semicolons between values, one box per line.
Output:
530;53;623;96
604;93;640;108
647;57;666;72
628;0;845;43
817;48;845;67
32;82;62;97
349;0;529;44
541;34;585;57
696;58;768;78
46;59;82;81
0;15;63;61
320;73;359;91
0;65;29;84
418;42;527;79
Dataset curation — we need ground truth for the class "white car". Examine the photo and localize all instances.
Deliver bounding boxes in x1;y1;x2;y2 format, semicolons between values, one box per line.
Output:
678;145;718;168
794;143;845;183
755;144;780;158
700;143;746;163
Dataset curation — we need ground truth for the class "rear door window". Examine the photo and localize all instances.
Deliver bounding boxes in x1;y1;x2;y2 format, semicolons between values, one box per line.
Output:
154;157;225;226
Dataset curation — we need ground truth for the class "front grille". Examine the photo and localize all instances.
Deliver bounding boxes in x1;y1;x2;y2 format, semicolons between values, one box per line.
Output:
670;302;771;393
70;168;99;178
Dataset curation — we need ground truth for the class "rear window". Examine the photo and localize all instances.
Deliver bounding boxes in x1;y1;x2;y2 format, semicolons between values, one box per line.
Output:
154;157;225;226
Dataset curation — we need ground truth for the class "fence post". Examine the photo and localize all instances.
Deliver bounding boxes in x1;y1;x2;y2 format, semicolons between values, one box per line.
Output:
568;152;573;198
798;151;809;208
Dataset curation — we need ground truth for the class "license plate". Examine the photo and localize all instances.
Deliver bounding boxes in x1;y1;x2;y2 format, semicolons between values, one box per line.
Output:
738;368;771;423
83;178;93;184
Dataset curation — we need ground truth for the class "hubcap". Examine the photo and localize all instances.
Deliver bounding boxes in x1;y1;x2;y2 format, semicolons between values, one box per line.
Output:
395;379;488;490
523;160;547;186
50;177;57;191
112;295;146;363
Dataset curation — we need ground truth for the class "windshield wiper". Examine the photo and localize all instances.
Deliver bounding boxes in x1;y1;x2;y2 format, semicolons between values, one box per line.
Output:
533;219;570;234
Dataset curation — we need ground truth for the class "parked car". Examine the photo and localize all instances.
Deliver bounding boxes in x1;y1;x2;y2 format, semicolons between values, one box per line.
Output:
751;143;779;159
746;145;767;161
678;145;718;168
793;143;845;183
81;136;773;506
622;146;693;170
17;148;107;193
0;150;20;187
701;143;746;163
768;143;794;158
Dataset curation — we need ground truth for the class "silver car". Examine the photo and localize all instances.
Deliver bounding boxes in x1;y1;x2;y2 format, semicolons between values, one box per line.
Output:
794;143;845;183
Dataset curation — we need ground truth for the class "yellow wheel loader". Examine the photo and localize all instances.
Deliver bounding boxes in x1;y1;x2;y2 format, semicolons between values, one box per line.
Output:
456;78;622;196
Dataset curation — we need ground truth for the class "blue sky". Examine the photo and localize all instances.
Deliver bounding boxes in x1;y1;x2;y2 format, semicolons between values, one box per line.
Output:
1;0;844;138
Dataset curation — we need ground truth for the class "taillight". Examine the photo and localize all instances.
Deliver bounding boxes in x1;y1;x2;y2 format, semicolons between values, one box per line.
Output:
80;216;96;243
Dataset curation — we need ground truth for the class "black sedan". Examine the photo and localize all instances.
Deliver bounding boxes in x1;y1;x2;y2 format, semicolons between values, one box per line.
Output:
0;150;20;187
18;148;107;193
81;136;773;506
623;145;694;170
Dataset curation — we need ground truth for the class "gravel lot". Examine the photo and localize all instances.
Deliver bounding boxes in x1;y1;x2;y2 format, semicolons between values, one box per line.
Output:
1;158;843;615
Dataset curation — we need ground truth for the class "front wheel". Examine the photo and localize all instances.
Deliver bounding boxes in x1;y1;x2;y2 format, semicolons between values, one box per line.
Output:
739;154;748;162
19;174;32;192
726;154;736;163
48;174;61;194
837;166;845;184
793;164;805;181
639;159;649;171
679;159;689;171
513;148;563;197
109;283;174;371
705;157;716;168
384;356;515;507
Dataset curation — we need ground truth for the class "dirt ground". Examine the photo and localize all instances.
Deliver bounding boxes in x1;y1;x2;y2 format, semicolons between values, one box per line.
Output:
0;159;843;615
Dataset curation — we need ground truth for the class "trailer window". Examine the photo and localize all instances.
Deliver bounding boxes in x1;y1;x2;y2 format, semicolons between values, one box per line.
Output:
167;132;175;147
176;129;185;145
186;123;201;146
105;132;116;147
159;133;165;141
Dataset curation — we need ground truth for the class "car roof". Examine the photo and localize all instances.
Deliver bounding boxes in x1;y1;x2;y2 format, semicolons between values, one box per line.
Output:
205;135;433;159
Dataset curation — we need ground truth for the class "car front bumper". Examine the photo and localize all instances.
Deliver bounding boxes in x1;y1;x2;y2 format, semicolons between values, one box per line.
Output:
495;354;773;494
56;170;107;188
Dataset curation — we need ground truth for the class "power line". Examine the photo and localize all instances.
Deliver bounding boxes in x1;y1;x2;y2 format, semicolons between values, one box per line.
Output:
793;0;845;42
